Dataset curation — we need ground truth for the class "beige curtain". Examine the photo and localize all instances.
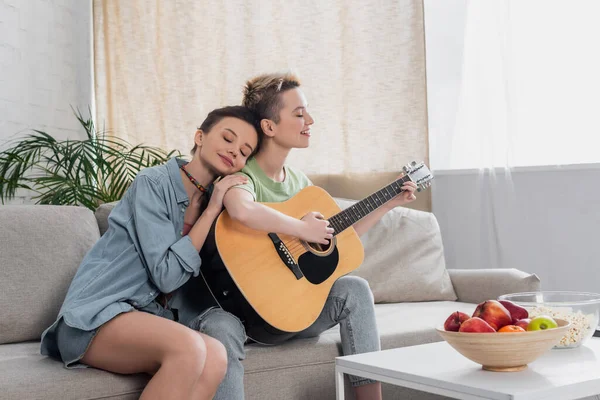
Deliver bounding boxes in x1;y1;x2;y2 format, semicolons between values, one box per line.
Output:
93;0;430;211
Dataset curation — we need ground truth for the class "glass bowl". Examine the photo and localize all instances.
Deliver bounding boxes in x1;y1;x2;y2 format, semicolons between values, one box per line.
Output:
498;291;600;349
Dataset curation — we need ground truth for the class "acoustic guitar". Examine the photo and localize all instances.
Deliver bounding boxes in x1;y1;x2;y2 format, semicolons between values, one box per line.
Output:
199;161;434;345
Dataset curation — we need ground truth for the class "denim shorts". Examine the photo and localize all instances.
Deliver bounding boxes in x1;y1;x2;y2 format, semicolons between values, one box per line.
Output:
53;298;178;369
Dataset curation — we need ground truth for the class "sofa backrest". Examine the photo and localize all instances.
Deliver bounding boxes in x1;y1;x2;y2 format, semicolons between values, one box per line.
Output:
0;205;100;344
335;198;457;303
95;199;457;304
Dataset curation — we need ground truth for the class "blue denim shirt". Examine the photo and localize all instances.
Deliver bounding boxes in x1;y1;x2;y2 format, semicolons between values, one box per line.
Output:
41;157;201;352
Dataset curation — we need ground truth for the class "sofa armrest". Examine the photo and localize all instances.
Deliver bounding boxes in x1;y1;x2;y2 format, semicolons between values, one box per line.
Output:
95;201;118;236
448;268;541;304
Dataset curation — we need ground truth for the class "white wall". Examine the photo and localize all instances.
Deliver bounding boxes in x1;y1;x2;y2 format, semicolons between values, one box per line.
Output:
432;166;600;293
0;0;92;204
424;0;600;292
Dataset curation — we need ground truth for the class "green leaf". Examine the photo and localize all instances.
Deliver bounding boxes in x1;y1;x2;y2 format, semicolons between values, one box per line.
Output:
0;108;178;210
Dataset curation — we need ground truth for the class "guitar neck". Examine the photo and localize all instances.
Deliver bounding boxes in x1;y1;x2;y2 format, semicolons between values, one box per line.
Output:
329;175;411;236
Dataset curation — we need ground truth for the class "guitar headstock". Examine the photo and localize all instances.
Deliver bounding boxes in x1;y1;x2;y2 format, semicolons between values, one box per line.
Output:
402;161;434;192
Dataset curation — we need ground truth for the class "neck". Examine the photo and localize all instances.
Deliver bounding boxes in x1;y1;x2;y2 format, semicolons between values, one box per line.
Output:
254;140;291;182
329;175;412;236
181;156;216;196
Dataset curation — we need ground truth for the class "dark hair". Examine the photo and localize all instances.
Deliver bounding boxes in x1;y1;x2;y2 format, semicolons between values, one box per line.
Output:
191;106;263;156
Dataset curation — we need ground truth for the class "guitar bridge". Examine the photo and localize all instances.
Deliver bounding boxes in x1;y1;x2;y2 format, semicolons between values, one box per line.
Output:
267;233;303;280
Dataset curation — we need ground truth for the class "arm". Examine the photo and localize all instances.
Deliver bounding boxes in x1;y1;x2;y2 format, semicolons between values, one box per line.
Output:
182;192;202;236
223;188;304;237
186;207;220;251
132;176;203;294
133;175;249;293
185;175;251;250
353;204;393;237
223;187;333;245
353;179;419;237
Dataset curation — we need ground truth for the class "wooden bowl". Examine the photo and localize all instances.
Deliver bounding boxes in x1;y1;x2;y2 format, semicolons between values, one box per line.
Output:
436;319;571;371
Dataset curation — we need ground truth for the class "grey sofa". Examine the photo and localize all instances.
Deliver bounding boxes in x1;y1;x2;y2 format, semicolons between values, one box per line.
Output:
0;201;541;400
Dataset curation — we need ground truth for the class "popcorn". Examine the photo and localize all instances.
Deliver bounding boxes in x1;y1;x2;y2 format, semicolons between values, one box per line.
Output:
528;306;598;348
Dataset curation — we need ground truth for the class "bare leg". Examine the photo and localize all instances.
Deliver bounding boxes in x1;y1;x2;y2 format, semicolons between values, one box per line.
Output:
354;382;382;400
81;311;222;400
191;333;228;400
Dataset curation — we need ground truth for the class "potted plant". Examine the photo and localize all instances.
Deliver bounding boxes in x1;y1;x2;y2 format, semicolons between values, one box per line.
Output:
0;109;180;211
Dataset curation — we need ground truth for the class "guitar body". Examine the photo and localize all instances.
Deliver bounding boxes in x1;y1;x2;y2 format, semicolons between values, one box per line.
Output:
199;185;365;345
198;161;434;345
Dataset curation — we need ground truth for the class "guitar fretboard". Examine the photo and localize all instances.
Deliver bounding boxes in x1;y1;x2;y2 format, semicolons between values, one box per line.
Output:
329;175;411;236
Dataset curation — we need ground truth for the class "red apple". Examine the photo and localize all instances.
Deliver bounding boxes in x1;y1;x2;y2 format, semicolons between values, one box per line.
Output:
514;318;531;330
444;311;470;332
472;300;512;331
498;300;529;323
458;317;496;333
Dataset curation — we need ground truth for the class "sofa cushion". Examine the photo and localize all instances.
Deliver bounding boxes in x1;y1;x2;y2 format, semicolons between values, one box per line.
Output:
0;301;473;399
449;268;542;304
0;342;146;399
335;198;457;303
0;206;100;344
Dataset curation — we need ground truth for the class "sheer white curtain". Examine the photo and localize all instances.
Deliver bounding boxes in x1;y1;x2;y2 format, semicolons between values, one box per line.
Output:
431;0;600;171
427;1;600;289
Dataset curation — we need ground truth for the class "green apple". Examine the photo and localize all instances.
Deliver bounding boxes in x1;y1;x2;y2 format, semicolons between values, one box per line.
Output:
527;315;558;331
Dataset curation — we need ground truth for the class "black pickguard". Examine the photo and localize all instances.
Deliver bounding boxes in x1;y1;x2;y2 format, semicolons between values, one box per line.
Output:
298;247;339;284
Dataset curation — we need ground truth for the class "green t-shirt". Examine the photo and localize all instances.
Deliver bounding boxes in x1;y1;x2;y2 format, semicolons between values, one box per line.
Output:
234;157;311;203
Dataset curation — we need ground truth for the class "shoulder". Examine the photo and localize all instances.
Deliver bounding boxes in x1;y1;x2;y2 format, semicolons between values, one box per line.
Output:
128;161;174;200
236;158;262;188
239;157;260;179
136;162;170;184
233;161;258;200
284;164;311;186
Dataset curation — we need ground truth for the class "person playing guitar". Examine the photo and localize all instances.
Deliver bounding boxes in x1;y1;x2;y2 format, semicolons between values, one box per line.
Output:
177;72;419;400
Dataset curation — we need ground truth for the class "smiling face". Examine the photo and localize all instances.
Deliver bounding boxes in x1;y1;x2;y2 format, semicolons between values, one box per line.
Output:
266;88;314;149
194;117;259;175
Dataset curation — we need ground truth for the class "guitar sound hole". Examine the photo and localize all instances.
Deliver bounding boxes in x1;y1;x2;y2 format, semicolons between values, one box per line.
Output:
308;240;331;253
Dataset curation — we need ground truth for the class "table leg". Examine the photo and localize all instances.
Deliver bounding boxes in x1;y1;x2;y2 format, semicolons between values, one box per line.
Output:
335;365;345;400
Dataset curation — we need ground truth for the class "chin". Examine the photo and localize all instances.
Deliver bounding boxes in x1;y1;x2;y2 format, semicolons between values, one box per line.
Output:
205;160;229;176
296;139;310;148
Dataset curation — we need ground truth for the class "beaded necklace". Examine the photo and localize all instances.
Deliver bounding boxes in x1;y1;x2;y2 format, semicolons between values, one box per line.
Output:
180;164;208;193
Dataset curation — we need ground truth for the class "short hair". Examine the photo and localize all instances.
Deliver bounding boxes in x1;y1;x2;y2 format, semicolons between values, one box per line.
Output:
242;72;301;123
191;106;263;156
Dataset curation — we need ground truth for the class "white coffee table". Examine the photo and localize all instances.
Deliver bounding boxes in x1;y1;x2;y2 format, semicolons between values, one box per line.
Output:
335;338;600;400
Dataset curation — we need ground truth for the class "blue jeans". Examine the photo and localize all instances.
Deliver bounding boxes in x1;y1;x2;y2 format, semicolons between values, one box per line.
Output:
187;276;380;400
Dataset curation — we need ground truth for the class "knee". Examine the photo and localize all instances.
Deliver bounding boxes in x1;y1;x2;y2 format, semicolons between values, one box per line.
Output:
196;309;247;361
204;335;228;382
336;276;374;304
166;330;207;376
